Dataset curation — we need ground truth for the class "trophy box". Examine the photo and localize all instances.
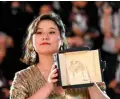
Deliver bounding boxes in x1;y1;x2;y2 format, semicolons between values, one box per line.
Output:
55;47;106;88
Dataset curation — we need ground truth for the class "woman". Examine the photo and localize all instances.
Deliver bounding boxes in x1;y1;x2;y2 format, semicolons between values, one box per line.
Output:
10;13;110;99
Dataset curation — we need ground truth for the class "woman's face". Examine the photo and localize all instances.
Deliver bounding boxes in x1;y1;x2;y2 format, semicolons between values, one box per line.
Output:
32;20;61;55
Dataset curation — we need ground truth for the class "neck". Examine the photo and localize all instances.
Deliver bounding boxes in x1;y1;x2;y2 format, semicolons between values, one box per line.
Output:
37;54;54;70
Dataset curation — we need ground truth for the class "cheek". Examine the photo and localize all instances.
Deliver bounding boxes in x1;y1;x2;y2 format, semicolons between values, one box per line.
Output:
51;36;61;49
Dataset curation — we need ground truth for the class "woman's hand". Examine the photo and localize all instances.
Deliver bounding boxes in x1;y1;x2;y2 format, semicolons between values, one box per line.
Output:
47;64;58;90
88;82;110;99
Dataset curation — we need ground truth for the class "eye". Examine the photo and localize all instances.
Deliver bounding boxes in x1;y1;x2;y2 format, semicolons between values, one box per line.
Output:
36;31;42;34
49;31;55;34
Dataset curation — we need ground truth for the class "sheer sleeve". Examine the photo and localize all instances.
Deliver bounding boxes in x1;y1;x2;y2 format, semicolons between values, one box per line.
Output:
10;72;29;99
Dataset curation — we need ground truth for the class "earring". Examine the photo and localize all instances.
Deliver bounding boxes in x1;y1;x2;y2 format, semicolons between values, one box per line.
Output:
59;40;64;51
31;48;36;60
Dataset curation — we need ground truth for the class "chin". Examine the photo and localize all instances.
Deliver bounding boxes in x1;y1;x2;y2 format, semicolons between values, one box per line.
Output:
38;49;58;55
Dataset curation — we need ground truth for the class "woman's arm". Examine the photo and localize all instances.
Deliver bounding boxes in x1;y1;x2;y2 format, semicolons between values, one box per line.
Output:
28;83;53;99
28;67;58;99
28;65;58;99
88;83;110;99
10;65;58;99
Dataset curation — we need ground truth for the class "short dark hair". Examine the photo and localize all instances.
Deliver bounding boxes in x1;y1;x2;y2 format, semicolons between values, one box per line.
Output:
21;12;69;65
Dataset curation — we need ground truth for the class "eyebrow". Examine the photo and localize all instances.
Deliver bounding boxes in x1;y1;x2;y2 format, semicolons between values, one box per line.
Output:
36;27;57;31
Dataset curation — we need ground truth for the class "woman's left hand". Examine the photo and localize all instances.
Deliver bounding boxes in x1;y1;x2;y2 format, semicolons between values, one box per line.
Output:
88;82;110;99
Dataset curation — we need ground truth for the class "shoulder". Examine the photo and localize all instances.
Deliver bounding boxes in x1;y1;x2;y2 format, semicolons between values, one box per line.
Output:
9;66;36;99
14;65;37;81
16;65;35;74
11;65;37;90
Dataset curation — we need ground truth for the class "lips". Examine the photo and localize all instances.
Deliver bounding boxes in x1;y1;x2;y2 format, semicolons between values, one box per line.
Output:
40;42;50;45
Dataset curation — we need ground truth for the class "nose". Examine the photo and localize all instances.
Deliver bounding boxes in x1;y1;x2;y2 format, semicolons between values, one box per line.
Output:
42;34;49;40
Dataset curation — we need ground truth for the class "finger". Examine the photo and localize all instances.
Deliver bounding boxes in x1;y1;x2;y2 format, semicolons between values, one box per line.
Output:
51;68;58;74
48;68;58;83
51;73;58;79
51;64;56;71
48;76;58;83
51;79;58;83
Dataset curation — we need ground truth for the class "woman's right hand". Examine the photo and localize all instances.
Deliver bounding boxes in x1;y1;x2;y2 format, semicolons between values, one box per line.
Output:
47;64;58;91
